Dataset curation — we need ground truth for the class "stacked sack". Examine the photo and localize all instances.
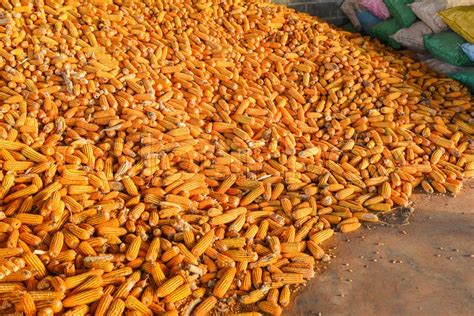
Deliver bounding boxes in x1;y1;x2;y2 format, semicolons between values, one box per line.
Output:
339;0;474;92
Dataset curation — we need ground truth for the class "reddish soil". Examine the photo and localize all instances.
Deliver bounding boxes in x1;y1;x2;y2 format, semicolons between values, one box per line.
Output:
288;182;474;316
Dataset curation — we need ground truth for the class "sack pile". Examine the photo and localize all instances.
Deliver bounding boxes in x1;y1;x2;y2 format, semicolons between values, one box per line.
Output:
340;0;474;91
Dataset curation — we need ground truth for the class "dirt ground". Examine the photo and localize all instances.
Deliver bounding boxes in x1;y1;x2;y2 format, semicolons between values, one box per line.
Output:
288;182;474;316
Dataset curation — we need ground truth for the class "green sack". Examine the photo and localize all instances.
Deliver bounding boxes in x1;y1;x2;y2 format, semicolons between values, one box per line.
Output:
369;19;403;49
384;0;417;27
450;71;474;93
342;23;357;33
424;32;474;67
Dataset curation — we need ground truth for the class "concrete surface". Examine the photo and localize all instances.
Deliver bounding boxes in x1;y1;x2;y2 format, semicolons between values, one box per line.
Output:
288;181;474;316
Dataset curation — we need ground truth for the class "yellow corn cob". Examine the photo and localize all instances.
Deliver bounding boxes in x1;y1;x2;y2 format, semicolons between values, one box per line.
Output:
430;148;445;165
335;187;355;200
272;273;305;284
240;288;269;304
63;305;89;316
63;288;103;307
162;246;180;262
242;224;258;240
151;263;166;285
191;229;215;257
177;243;198;265
292;207;313;220
156;275;185;298
255;220;269;240
15;213;44;225
266;288;279;304
125;296;153;316
64;271;102;290
193;295;217;316
252;267;263;289
3;160;34;171
114;271;141;299
381;182;392;199
279;285;290;307
368;203;391;212
164;284;191;303
307;240;325;259
340;222;362;233
71;275;103;293
4;185;38;203
223;249;258;262
337;217;359;228
271;183;284;200
183;226;196;248
20;292;36;316
268;236;281;253
145;237;161;262
429;134;455;149
23;252;46;278
431;181;447;193
420;180;434;193
125;235;142;261
280;242;305;253
28;291;64;301
445;181;462;194
68;185;95;195
49;231;64;258
21;146;48;162
258;301;282;316
364;195;385;206
240;185;265;206
365;176;389;187
209;207;247;225
295;225;311;242
108;299;126;316
310;228;334;244
327;160;344;174
213;267;236;298
122;176;139;196
50;277;67;292
215;237;246;251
